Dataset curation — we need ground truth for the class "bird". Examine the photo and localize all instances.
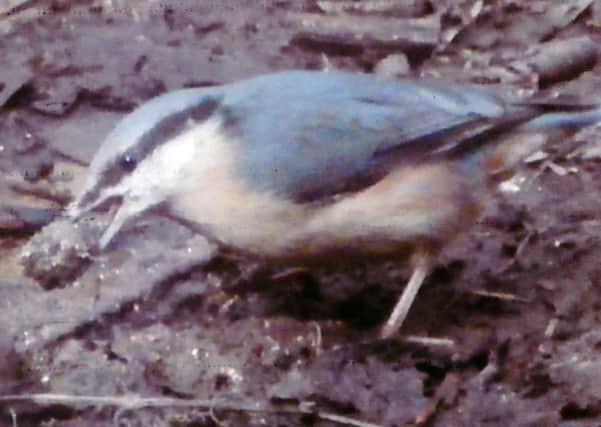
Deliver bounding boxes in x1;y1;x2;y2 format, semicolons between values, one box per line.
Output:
66;70;601;338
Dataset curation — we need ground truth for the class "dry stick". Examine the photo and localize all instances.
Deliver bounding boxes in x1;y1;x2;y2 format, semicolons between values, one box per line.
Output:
0;394;384;427
509;36;598;87
403;335;455;347
288;12;439;54
316;0;429;16
9;408;17;427
467;289;530;303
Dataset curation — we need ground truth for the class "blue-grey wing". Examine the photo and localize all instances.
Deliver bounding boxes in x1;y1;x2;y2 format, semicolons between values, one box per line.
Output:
220;71;519;202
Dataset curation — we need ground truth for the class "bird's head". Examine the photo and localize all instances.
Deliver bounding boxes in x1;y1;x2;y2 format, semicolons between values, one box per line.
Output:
68;88;224;250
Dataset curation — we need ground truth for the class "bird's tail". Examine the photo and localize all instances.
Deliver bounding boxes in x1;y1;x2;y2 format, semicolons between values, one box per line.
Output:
454;103;601;179
521;105;601;130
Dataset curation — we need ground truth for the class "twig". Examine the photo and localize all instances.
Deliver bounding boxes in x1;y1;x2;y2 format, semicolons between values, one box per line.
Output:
0;0;39;19
467;289;530;303
496;230;535;274
0;394;384;427
288;12;439;57
271;266;309;280
544;318;559;338
208;405;225;427
9;408;17;427
414;372;460;425
509;36;598;86
311;321;323;356
7;179;72;205
316;0;428;17
403;335;455;347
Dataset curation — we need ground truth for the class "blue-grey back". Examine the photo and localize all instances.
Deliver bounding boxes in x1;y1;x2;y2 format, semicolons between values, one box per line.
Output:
219;71;509;201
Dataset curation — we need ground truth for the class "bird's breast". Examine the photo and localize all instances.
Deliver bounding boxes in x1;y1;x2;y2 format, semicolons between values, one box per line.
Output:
169;129;480;261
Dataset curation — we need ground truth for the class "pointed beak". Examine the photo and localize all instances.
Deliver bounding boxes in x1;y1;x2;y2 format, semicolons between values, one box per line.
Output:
67;186;155;251
97;198;150;250
66;186;121;221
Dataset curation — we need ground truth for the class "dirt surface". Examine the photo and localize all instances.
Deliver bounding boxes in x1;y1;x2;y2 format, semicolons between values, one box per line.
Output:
2;0;601;426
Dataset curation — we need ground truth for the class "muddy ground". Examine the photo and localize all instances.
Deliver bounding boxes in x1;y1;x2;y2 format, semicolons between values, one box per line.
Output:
2;0;601;426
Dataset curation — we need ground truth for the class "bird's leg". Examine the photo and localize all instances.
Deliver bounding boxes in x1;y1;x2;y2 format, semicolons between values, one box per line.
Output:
380;251;431;338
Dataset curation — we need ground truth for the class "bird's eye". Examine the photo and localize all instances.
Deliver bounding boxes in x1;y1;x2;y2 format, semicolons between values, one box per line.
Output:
119;154;137;170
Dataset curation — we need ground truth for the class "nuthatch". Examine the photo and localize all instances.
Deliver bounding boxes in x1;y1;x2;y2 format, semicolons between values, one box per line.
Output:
68;70;601;338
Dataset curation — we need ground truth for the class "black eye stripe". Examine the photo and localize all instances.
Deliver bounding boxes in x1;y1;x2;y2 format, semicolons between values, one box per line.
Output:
78;96;222;208
134;96;222;164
